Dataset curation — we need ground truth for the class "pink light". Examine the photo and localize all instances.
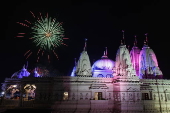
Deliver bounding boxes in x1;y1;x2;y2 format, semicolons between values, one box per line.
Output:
37;56;39;62
61;43;68;46
39;12;42;19
18;33;25;34
53;50;59;59
30;11;35;18
26;52;32;59
130;46;140;76
37;49;41;55
17;22;29;27
48;55;50;63
16;36;24;37
46;13;48;18
42;51;44;56
63;38;69;39
93;59;115;70
25;20;31;24
58;22;63;26
24;50;30;56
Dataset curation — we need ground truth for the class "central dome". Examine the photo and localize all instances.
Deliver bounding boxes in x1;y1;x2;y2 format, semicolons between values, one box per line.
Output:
11;65;30;78
92;54;115;70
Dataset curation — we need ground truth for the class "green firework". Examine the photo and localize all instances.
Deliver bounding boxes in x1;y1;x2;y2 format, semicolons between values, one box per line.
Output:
31;17;64;51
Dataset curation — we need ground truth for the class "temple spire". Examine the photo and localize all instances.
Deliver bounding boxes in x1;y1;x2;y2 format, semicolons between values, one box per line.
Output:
34;67;37;72
84;38;88;51
144;40;147;45
101;51;106;58
102;47;108;58
134;35;137;46
23;64;25;69
76;41;92;76
105;47;107;56
120;40;123;45
145;33;148;45
128;45;130;51
74;58;77;66
26;61;28;69
122;30;125;45
104;51;106;56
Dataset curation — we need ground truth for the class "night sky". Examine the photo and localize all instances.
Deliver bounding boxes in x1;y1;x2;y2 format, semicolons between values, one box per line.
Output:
1;0;170;84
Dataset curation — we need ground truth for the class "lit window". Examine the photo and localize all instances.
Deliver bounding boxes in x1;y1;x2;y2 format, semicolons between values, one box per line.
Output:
1;91;4;95
63;92;68;100
24;84;36;101
94;92;102;100
13;85;17;88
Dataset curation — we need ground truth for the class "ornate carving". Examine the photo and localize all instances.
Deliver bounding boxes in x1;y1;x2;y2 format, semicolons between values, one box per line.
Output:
80;93;83;100
85;93;88;100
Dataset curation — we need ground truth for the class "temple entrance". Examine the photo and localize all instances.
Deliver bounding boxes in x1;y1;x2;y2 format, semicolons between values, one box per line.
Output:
94;92;102;100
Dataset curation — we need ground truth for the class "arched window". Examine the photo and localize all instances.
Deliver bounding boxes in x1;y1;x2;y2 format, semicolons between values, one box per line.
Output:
106;74;113;78
97;74;103;77
24;84;36;101
5;85;20;99
63;92;68;100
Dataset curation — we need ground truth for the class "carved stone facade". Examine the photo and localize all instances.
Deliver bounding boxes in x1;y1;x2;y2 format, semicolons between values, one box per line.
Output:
0;40;169;113
0;77;170;113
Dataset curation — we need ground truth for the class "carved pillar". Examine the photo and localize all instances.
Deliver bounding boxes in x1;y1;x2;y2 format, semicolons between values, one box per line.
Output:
19;83;24;107
149;91;152;100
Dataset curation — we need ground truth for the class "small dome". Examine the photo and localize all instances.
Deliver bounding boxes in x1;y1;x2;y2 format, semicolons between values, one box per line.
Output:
92;54;115;70
29;68;40;77
11;65;30;78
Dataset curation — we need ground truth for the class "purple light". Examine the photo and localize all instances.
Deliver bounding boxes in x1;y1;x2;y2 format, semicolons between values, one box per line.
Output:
92;59;115;70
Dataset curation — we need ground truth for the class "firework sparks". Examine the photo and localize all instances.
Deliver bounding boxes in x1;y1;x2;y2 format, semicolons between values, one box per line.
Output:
31;16;65;50
17;11;68;62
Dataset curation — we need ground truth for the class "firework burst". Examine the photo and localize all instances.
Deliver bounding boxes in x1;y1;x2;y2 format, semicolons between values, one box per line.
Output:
17;11;68;62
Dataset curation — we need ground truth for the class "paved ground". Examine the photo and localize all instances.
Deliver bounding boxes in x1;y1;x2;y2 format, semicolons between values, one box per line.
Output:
0;109;52;113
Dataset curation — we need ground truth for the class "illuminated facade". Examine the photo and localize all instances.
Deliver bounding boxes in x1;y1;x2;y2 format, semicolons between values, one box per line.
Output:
0;39;170;113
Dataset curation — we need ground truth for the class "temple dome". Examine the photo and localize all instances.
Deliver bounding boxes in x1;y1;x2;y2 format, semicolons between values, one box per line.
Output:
140;44;158;67
92;54;115;70
29;68;40;77
11;65;30;78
